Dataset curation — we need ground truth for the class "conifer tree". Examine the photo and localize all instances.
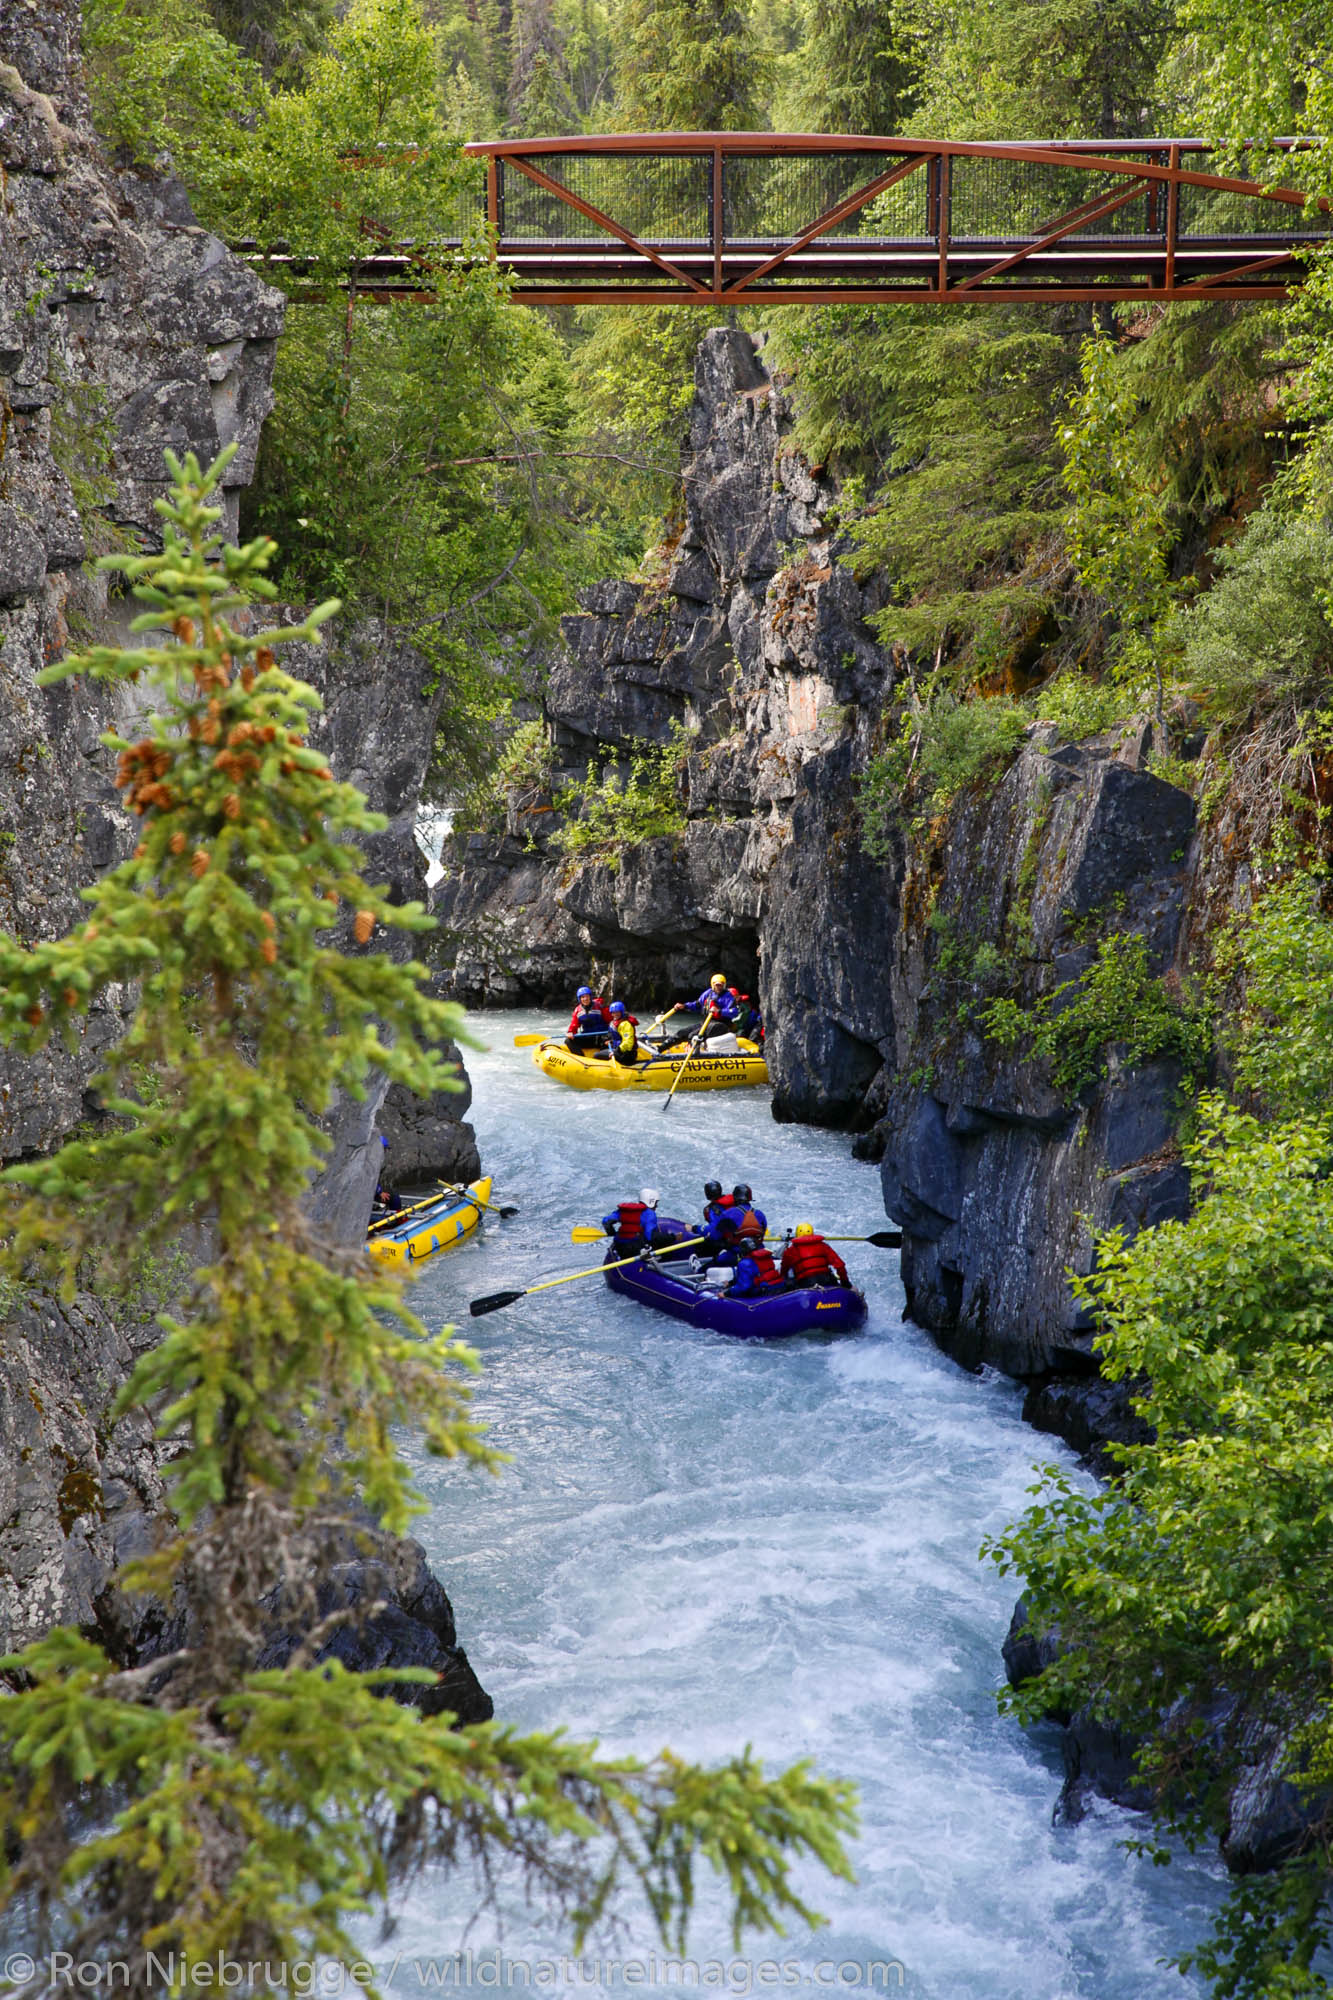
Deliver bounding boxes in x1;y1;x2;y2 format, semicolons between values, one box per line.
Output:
0;451;856;1988
783;1;913;136
612;0;765;131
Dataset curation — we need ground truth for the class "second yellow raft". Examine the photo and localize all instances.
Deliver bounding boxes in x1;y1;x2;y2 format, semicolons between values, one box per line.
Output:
532;1038;768;1092
367;1177;492;1266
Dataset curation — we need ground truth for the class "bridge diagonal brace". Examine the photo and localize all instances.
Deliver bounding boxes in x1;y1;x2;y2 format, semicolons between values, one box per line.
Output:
1174;245;1309;292
505;154;711;296
953;176;1153;292
723;152;930;297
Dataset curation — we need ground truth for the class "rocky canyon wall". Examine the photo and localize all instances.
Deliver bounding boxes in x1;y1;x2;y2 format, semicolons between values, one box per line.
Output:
436;328;902;1131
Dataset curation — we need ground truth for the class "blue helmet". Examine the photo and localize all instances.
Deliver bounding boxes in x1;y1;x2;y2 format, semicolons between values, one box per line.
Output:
610;1000;626;1014
577;985;592;999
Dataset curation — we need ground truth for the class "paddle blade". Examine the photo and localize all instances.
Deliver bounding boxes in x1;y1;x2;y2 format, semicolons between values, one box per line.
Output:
497;1205;520;1218
868;1230;903;1248
570;1224;608;1244
469;1289;526;1317
512;1032;547;1048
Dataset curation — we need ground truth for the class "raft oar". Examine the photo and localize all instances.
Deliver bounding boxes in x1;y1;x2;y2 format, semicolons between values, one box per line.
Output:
661;1018;708;1113
367;1187;454;1236
469;1235;709;1318
438;1180;519;1220
513;1032;549;1048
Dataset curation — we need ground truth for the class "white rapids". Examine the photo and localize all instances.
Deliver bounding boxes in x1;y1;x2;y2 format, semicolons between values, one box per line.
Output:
372;1010;1225;1997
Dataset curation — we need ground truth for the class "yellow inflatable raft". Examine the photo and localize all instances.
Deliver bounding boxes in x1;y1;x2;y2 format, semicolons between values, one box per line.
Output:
366;1178;492;1268
532;1038;768;1093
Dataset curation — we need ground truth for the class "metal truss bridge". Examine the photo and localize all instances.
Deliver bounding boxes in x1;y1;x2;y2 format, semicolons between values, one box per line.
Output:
330;133;1331;307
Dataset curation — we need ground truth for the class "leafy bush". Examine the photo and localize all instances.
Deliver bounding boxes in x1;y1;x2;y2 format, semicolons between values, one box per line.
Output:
987;1093;1333;1995
553;723;689;867
454;716;555;836
982;930;1209;1098
1178;509;1333;724
1029;668;1151;744
859;692;1028;857
82;0;264;190
1225;873;1333;1117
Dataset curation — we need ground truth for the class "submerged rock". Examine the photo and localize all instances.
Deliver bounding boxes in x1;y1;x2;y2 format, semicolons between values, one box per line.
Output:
255;1528;492;1724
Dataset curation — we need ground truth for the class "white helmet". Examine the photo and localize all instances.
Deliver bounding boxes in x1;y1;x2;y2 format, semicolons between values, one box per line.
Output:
640;1187;660;1207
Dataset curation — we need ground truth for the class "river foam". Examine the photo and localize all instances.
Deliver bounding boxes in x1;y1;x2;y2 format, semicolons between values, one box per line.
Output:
376;1012;1224;1996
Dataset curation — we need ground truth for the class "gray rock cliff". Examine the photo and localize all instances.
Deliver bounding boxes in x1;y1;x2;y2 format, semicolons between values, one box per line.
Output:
875;724;1197;1379
434;327;900;1129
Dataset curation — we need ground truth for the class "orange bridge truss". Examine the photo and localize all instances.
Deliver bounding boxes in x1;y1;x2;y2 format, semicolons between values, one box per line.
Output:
398;133;1332;306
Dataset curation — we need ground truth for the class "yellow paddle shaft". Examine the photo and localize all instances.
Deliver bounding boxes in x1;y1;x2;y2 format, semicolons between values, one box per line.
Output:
366;1184;459;1235
524;1234;709;1296
661;1019;708;1109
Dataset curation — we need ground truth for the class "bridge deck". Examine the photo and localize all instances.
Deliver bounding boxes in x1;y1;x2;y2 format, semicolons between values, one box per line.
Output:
440;134;1328;305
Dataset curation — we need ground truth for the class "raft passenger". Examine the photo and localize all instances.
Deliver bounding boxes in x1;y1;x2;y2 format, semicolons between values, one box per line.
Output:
720;1183;767;1246
729;987;762;1041
608;1000;640;1066
603;1187;661;1248
701;1179;735;1255
567;986;612;1053
780;1223;850;1289
679;973;741;1041
728;1238;783;1296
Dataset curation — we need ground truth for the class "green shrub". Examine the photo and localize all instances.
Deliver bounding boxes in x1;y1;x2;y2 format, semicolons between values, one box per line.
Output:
859;693;1028;857
553;721;688;867
1030;670;1153;744
454;716;555;836
982;930;1209;1098
1225;872;1333;1118
1178;509;1333;724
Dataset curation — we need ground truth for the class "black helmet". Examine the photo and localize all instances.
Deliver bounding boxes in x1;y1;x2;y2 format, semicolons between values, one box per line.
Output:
704;1180;723;1202
732;1183;752;1203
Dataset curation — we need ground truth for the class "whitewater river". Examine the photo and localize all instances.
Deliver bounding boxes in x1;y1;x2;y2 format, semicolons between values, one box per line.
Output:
377;1011;1225;1997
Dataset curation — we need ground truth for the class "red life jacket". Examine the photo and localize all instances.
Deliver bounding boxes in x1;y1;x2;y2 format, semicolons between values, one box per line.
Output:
743;1244;782;1288
781;1235;844;1285
614;1200;648;1240
730;1207;764;1240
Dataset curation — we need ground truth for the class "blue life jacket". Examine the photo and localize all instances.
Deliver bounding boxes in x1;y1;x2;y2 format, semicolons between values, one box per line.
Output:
684;987;740;1020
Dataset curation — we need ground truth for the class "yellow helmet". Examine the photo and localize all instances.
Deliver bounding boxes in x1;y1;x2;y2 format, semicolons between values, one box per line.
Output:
794;1222;815;1237
710;972;727;988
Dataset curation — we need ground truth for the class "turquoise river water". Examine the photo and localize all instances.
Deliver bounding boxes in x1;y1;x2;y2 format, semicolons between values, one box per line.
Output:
371;1011;1225;1997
